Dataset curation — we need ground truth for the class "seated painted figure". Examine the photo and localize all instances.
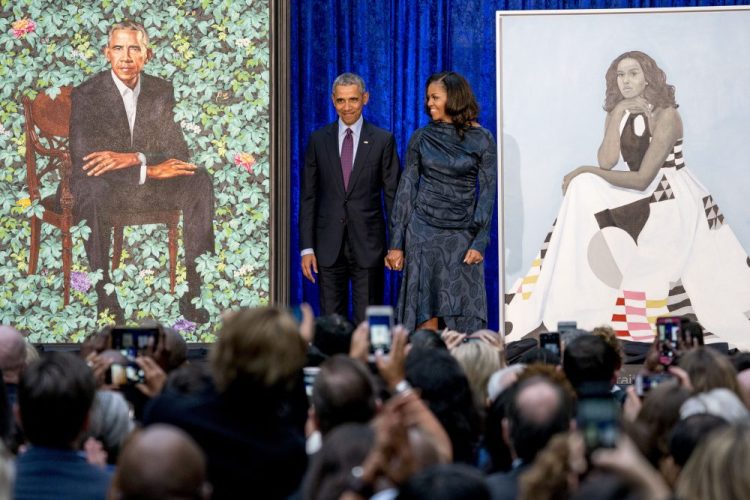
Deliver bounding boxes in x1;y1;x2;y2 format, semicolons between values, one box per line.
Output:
506;50;750;349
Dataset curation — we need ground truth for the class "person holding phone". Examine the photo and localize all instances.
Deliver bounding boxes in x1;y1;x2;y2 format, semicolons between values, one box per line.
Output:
387;72;497;333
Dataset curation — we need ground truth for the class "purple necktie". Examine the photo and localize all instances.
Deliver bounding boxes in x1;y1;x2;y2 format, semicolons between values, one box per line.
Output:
341;127;353;190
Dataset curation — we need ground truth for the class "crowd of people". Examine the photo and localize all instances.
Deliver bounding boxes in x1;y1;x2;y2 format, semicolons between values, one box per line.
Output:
0;307;749;499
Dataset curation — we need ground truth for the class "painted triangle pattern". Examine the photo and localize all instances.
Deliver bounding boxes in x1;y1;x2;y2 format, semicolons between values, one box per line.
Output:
514;220;558;301
666;280;716;340
649;174;675;203
539;218;557;263
662;139;685;170
611;290;667;341
703;195;725;230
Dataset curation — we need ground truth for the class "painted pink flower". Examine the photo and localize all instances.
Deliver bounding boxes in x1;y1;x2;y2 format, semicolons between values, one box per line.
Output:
234;152;256;174
11;18;36;39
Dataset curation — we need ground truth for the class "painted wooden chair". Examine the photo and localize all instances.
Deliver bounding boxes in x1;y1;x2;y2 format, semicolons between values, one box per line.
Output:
22;86;179;305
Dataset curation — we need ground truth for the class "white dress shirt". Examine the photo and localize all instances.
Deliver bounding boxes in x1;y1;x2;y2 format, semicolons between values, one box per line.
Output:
111;71;148;184
301;116;364;257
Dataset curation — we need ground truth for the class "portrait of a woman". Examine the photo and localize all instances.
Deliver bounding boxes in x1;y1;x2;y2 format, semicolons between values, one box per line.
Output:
387;71;497;333
505;51;750;348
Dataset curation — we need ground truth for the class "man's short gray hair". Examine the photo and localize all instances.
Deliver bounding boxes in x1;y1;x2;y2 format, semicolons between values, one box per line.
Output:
332;73;366;94
107;20;150;48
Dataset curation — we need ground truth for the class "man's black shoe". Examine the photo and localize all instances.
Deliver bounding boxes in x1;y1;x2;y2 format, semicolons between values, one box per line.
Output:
179;294;210;324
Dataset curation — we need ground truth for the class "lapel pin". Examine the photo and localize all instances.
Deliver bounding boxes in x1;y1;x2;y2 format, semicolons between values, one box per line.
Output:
363;141;369;144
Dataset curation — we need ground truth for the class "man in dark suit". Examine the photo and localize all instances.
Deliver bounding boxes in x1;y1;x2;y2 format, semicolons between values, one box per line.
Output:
299;73;400;325
68;21;214;322
14;352;112;499
486;376;574;500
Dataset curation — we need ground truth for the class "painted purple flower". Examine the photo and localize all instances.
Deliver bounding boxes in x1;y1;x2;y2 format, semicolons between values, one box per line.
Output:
70;271;92;293
173;318;197;332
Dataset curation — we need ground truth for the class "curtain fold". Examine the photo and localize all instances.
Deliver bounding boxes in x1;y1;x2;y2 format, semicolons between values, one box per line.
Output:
290;0;737;331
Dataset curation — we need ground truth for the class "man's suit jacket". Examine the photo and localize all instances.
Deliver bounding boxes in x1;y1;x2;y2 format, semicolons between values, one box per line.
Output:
299;120;400;268
14;446;112;500
69;71;189;190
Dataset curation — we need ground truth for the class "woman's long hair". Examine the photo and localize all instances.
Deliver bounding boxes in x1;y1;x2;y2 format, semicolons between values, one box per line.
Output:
603;51;677;111
424;71;479;138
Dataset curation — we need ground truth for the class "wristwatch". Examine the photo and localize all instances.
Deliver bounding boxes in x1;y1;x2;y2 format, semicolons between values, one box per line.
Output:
394;379;412;395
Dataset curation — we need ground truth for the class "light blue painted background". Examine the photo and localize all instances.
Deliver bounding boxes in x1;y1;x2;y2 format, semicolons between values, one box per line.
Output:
498;7;750;289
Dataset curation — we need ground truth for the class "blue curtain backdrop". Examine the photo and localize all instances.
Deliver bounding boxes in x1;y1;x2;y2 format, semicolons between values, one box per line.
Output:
289;0;740;331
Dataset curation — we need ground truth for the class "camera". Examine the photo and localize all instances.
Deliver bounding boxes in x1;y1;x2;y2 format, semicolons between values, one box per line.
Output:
539;332;561;357
105;362;146;387
110;327;159;360
577;396;620;453
656;317;680;367
303;366;320;400
635;373;674;397
366;305;393;354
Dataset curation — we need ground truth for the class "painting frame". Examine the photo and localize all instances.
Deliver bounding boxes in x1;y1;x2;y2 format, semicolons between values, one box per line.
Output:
496;6;750;341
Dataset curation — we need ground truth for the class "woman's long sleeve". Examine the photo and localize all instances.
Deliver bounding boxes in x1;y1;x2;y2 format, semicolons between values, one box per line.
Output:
389;130;423;250
469;133;497;254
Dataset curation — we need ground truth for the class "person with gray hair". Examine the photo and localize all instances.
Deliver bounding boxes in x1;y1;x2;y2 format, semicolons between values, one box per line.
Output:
86;390;134;465
299;72;400;325
0;325;27;407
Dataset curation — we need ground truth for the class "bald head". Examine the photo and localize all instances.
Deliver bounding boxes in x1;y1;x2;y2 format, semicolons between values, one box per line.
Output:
0;325;27;383
516;380;562;424
505;376;573;463
112;424;209;500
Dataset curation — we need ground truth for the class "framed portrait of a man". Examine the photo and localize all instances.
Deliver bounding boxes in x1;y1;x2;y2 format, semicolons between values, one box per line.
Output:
0;1;289;342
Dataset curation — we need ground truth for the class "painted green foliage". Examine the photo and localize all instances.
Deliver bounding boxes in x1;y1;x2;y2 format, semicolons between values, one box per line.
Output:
0;0;271;342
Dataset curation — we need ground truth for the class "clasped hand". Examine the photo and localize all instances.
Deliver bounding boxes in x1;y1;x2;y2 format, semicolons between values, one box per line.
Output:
83;152;196;180
147;159;197;179
385;249;404;271
83;151;139;176
617;96;653;116
386;248;483;269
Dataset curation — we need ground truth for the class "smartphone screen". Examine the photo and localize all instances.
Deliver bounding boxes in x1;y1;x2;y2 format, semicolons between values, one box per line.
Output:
577;397;619;453
539;333;561;357
682;320;705;347
635;373;674;397
106;362;145;387
303;367;320;400
656;317;681;366
110;327;159;359
367;306;393;354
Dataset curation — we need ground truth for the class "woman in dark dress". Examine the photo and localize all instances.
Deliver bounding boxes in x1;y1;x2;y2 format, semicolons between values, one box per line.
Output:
386;72;497;333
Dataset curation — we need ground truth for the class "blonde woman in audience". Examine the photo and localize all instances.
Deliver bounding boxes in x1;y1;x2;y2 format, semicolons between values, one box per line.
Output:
676;422;750;500
452;339;502;409
679;347;742;397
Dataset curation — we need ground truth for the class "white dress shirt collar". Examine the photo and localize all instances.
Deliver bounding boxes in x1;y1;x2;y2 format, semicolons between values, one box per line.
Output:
110;69;142;98
338;115;363;137
337;115;363;159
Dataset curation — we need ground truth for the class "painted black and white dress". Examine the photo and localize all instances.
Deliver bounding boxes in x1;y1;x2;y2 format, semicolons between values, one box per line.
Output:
505;111;750;348
390;121;497;333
